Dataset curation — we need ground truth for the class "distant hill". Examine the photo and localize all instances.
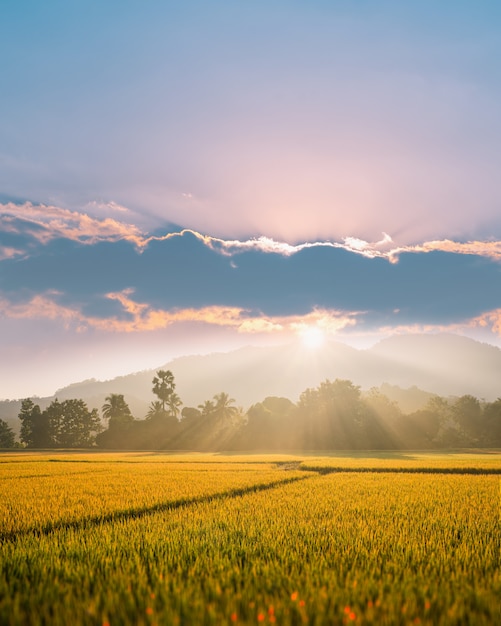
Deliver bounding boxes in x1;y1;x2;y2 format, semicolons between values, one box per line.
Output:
369;334;501;400
1;334;500;435
375;384;437;414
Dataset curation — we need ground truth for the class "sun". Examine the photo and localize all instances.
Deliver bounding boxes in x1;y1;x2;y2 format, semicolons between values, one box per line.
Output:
299;326;326;349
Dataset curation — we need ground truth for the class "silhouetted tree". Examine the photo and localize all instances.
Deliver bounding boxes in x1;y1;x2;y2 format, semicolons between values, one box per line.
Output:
423;396;464;447
53;399;101;447
152;370;176;412
102;394;134;428
0;419;15;448
181;407;202;420
364;388;402;421
44;398;64;447
18;397;100;448
19;399;52;448
237;397;296;450
452;395;483;443
175;407;205;449
213;392;238;422
482;398;501;446
142;373;181;447
359;389;400;449
146;401;166;420
176;392;239;450
398;409;441;448
166;392;182;419
198;400;216;416
297;379;364;449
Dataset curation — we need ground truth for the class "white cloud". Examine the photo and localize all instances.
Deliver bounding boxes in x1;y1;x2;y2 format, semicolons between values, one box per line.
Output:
2;202;501;265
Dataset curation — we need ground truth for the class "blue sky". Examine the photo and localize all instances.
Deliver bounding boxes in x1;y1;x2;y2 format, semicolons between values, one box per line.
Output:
1;1;501;398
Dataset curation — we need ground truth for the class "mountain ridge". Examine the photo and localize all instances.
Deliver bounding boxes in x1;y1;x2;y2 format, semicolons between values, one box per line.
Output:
1;334;500;435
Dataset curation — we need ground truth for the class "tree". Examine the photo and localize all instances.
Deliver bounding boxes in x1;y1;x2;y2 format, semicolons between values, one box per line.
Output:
166;393;182;419
481;398;501;446
179;392;240;451
19;397;101;448
0;419;15;448
146;401;166;420
181;407;202;420
297;379;364;449
19;399;52;448
363;388;402;422
102;394;133;428
143;393;180;447
452;395;483;443
239;397;296;450
198;400;215;416
213;392;238;422
152;370;176;412
398;409;441;448
424;396;461;447
54;399;101;447
44;398;63;446
359;389;401;449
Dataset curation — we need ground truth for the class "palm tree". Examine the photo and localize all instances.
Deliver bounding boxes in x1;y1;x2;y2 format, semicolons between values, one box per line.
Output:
152;370;175;412
198;400;216;416
213;392;238;422
102;394;133;426
146;400;165;420
166;393;182;419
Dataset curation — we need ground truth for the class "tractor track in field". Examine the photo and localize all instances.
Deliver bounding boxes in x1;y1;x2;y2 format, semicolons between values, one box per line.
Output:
301;465;501;475
2;464;499;543
0;474;311;544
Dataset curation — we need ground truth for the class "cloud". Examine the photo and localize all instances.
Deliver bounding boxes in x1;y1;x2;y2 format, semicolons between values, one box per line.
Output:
0;245;23;261
103;295;279;334
468;309;501;336
4;286;501;352
396;239;501;262
83;200;133;215
2;202;501;347
0;292;83;328
0;202;145;253
202;231;501;264
0;289;358;339
378;307;501;340
2;209;501;328
3;202;501;265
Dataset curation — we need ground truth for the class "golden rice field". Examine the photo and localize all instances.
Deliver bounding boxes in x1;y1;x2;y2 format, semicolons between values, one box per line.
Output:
0;451;499;625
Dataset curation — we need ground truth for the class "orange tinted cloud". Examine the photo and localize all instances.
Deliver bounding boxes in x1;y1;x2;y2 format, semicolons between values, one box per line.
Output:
0;293;84;329
104;291;358;335
468;309;501;335
0;246;23;260
422;239;501;261
0;202;145;249
0;289;357;337
14;288;500;344
378;307;501;338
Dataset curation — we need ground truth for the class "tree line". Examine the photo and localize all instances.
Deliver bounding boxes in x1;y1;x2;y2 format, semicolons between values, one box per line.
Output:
2;370;501;449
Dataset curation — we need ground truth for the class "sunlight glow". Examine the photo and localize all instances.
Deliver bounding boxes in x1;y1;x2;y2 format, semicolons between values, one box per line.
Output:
299;326;326;349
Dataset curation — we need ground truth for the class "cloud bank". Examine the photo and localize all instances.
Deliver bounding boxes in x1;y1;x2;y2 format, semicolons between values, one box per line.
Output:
3;202;501;263
1;203;501;342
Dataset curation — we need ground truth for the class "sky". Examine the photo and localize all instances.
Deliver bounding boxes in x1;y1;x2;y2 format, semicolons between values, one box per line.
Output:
1;0;501;399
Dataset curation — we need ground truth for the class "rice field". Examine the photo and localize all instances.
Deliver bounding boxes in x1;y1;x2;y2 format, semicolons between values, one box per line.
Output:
0;451;499;625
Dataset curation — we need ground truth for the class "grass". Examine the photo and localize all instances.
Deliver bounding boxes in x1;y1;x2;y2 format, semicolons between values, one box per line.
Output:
0;450;499;625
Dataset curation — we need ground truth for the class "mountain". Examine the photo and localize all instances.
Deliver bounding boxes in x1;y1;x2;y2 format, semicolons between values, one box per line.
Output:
368;334;501;400
1;334;500;433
